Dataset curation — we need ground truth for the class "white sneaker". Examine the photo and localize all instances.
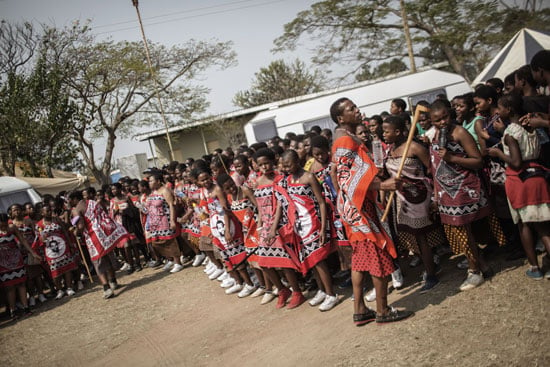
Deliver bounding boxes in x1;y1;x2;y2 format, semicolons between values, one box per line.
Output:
238;284;257;298
66;288;76;296
29;296;36;307
220;277;236;288
319;294;339;311
365;288;376;302
77;280;84;290
260;292;276;305
250;287;265;298
162;261;174;271
38;294;47;303
217;271;229;282
202;256;209;266
192;253;206;267
209;267;224;280
120;262;131;271
170;264;184;273
391;268;404;289
225;283;243;295
204;262;216;274
459;270;484;291
55;290;65;300
308;290;327;306
103;288;114;299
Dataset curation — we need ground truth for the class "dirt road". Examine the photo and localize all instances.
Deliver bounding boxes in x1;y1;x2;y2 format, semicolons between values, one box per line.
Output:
1;253;549;366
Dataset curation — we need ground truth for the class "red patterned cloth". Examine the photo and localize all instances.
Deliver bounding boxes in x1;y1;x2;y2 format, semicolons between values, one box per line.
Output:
0;231;27;287
35;220;78;278
332;133;397;259
82;200;129;261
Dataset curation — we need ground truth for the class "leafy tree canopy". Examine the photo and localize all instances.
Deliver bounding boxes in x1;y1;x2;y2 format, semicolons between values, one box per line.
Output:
273;0;550;83
233;58;324;108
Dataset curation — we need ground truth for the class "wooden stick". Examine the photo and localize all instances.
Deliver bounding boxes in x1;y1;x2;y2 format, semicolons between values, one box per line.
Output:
75;235;94;284
380;105;430;222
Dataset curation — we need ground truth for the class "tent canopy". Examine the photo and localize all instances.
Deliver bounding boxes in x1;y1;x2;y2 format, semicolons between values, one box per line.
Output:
473;28;550;85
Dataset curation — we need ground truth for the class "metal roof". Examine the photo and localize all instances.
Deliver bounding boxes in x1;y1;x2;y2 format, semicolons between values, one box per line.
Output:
135;62;450;141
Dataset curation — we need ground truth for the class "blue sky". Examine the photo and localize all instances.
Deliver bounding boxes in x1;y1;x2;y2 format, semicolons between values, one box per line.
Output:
1;0;322;160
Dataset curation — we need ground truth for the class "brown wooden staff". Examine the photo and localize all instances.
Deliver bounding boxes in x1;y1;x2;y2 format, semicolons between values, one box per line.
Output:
75;235;94;284
380;104;430;222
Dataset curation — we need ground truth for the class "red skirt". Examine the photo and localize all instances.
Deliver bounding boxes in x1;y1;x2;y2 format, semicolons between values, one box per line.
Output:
350;240;395;278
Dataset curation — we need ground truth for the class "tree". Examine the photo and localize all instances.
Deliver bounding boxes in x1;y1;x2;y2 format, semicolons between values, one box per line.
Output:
41;22;236;185
355;58;408;81
273;0;550;83
233;59;324;108
0;21;81;177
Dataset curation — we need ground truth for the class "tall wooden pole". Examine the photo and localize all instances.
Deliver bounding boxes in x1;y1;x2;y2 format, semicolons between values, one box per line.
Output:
131;0;175;161
400;0;417;73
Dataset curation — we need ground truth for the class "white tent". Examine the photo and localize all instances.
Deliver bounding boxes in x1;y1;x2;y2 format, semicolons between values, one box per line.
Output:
473;28;550;85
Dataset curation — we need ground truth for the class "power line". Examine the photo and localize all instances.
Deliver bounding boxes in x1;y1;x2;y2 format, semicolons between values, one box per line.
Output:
96;0;289;36
94;0;257;29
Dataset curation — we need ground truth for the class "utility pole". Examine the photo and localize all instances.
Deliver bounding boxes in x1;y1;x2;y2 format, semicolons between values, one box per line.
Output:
400;0;417;73
131;0;175;161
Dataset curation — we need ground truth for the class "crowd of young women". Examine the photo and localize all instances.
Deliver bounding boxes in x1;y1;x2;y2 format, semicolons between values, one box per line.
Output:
1;51;549;325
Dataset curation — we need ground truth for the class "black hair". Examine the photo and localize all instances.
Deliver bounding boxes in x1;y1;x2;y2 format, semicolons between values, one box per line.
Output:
216;173;233;187
486;78;504;91
270;145;284;157
431;99;452;114
321;128;332;137
83;186;96;197
504;71;516;87
530;50;550;72
309;125;322;134
150;172;164;183
233;154;249;165
8;203;22;217
68;190;84;201
498;94;524;117
253;147;275;162
455;92;475;111
111;182;122;190
191;159;210;172
310;135;330;151
284;132;297;140
383;115;406;133
281;149;299;162
329;97;350;123
515;65;536;88
473;85;498;106
0;213;8;223
190;165;212;180
392;98;407;111
138;180;149;189
369;115;383;125
176;163;187;172
250;142;268;152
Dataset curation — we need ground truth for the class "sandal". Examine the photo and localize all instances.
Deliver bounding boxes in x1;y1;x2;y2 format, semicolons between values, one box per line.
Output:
376;307;414;324
353;309;376;327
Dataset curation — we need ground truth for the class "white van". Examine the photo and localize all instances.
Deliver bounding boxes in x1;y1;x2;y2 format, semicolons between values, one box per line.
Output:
0;177;42;213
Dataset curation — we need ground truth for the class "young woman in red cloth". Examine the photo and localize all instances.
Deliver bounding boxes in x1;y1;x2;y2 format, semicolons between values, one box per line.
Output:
487;94;550;280
110;183;142;273
195;167;256;296
217;173;268;298
8;204;47;305
280;149;337;312
36;205;79;299
145;173;183;273
330;97;413;326
252;148;304;309
0;213;41;319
